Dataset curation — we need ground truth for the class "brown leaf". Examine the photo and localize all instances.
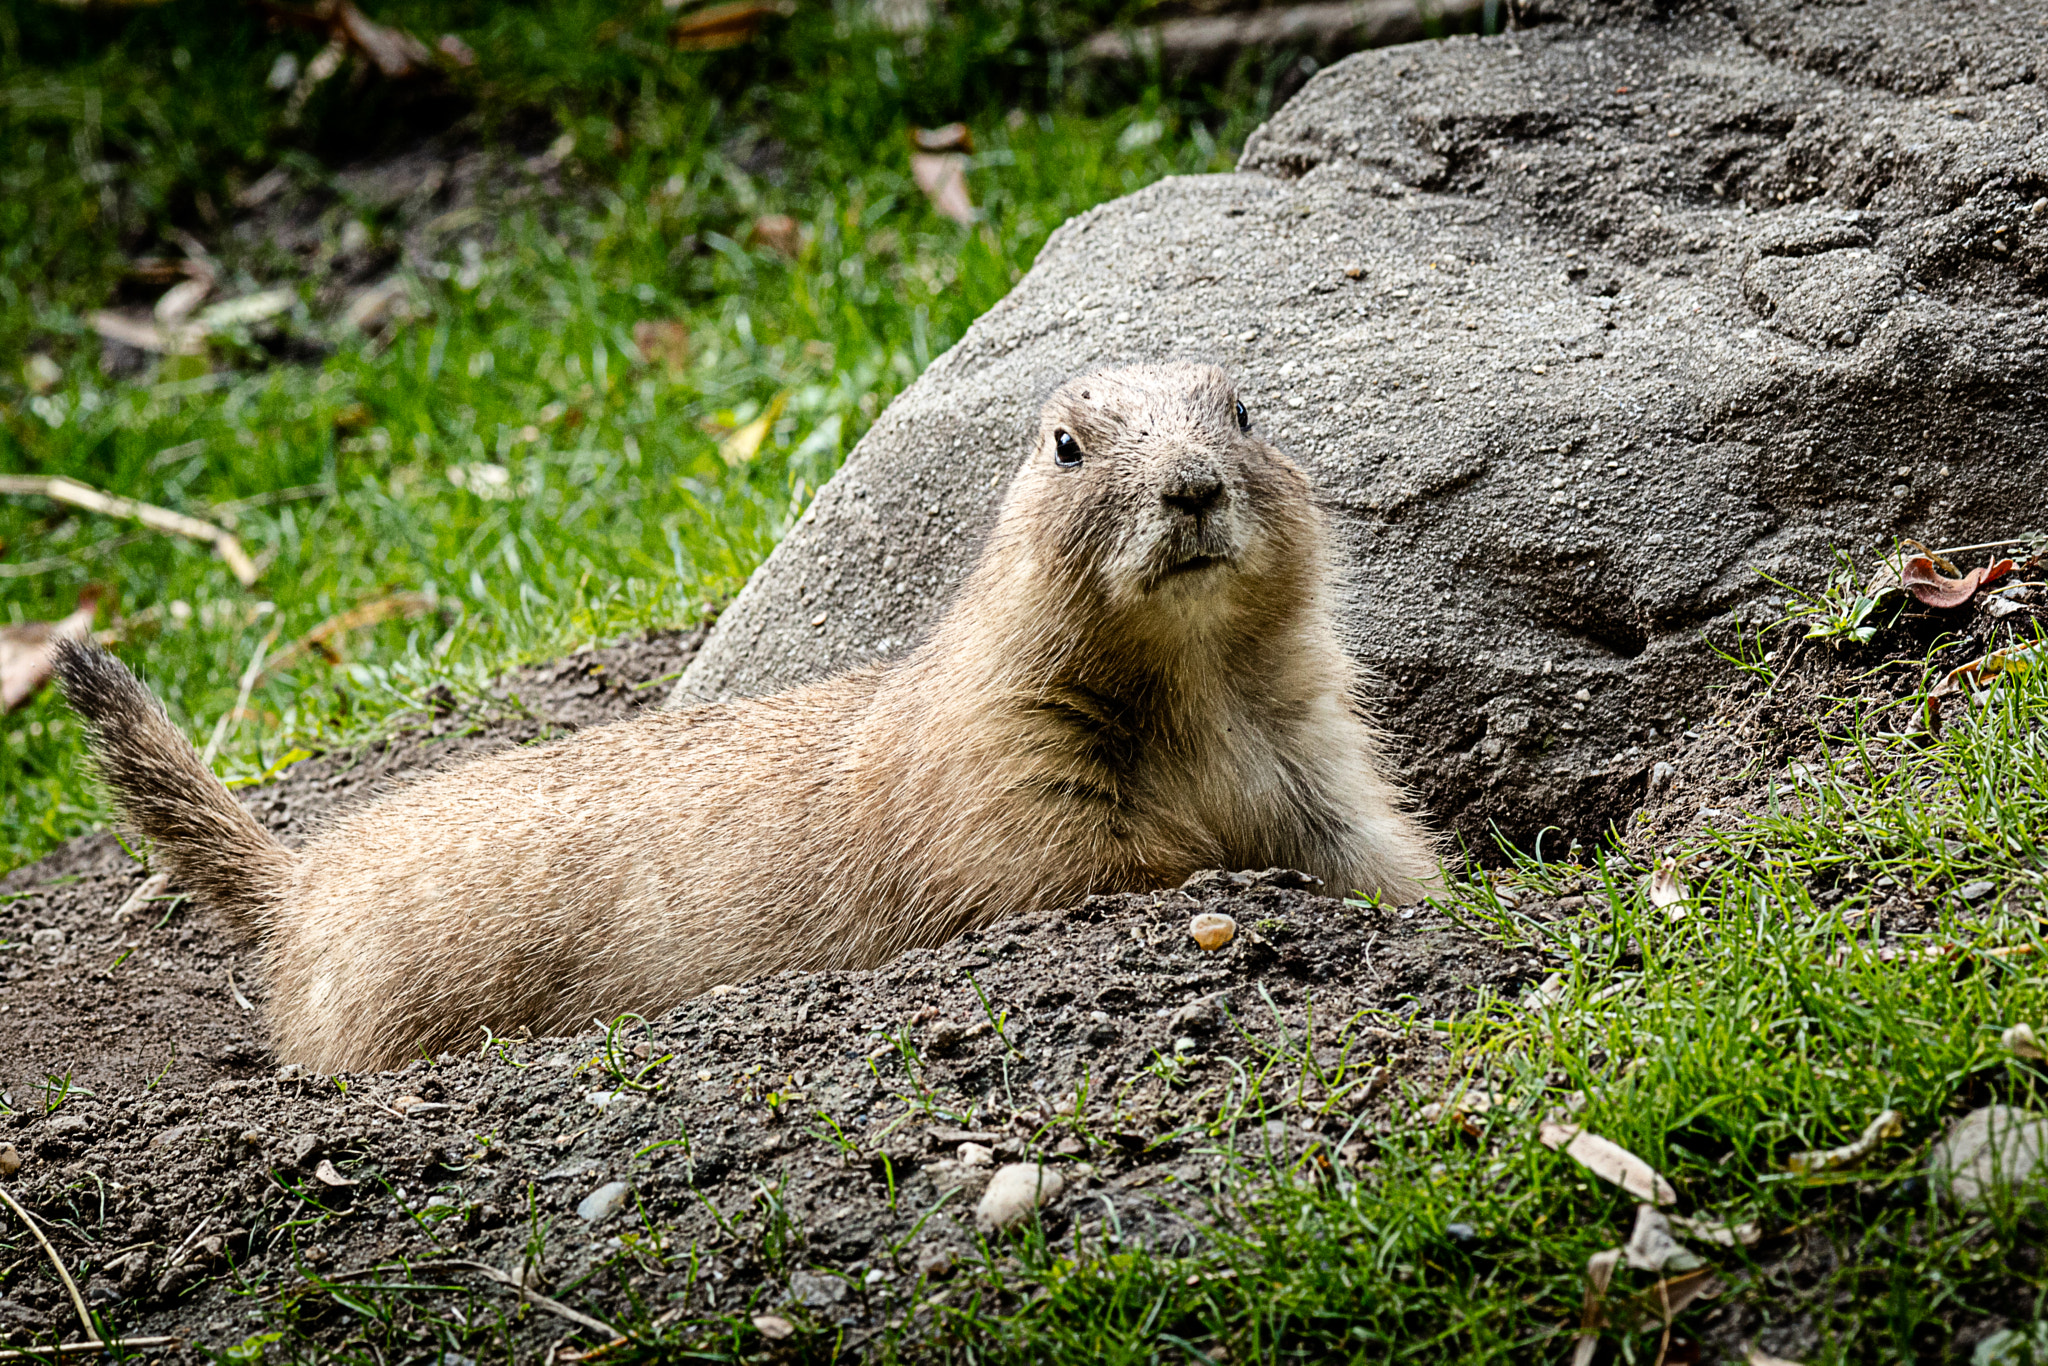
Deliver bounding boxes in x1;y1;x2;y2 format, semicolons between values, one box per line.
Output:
911;122;973;153
1539;1122;1679;1205
1901;555;2014;610
910;151;975;226
0;587;101;713
333;1;434;77
748;213;803;259
1647;864;1686;910
1646;1267;1720;1319
1924;641;2045;733
670;0;794;50
632;320;693;372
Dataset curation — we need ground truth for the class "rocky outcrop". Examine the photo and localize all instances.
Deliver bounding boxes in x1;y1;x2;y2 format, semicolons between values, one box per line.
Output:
674;0;2048;849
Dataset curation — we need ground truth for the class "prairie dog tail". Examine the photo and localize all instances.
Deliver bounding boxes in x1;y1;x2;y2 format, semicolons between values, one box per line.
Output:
55;640;292;938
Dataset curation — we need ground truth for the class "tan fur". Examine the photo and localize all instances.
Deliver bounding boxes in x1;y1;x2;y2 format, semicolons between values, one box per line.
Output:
63;363;1437;1073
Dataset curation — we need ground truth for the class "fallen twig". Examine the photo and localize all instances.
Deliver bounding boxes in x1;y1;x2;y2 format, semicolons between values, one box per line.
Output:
111;871;171;924
0;476;258;587
311;1258;621;1339
0;1185;95;1343
260;593;433;679
0;1338;181;1361
1081;0;1482;70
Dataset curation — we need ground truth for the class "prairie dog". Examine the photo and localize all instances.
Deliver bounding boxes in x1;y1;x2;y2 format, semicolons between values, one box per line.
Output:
60;362;1436;1073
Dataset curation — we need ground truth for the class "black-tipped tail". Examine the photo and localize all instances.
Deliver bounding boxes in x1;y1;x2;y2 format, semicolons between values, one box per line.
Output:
55;639;292;938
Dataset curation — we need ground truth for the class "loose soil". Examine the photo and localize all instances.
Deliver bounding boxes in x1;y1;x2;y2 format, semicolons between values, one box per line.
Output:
0;627;1535;1360
1;573;2037;1361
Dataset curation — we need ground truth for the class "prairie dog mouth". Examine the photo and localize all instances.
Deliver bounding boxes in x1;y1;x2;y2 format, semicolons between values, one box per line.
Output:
1148;551;1231;589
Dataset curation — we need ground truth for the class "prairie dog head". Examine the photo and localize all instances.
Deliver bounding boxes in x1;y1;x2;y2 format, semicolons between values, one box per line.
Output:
984;362;1323;645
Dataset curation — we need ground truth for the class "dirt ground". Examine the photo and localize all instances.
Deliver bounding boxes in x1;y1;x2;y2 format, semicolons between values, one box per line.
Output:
0;627;1543;1360
1;568;2038;1361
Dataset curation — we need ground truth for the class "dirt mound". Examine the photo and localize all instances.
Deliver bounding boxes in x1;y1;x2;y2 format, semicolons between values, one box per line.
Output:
0;629;1535;1359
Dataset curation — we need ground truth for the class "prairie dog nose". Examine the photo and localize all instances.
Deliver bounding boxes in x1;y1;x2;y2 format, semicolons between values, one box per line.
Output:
1162;473;1225;517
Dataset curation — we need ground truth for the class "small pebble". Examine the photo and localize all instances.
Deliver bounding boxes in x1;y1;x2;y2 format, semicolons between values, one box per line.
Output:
927;1019;964;1051
576;1180;632;1223
1169;996;1221;1033
958;1142;994;1167
1189;912;1236;951
975;1163;1065;1233
1959;880;1997;902
752;1314;796;1341
0;1142;21;1176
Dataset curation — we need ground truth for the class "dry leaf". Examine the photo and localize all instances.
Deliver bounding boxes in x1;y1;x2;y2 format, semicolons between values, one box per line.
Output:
1571;1246;1623;1366
1747;1344;1806;1366
334;1;433;77
260;0;438;80
1647;864;1686;909
1;587;101;713
1670;1213;1762;1247
154;275;213;327
1623;1204;1704;1273
719;393;789;466
671;0;794;50
910;152;975;226
90;310;193;357
313;1158;356;1187
1927;641;2045;731
1784;1109;1903;1175
749;213;803;259
196;289;298;331
911;122;973;153
1646;1267;1720;1319
632;320;692;372
1900;554;2014;610
1539;1122;1679;1205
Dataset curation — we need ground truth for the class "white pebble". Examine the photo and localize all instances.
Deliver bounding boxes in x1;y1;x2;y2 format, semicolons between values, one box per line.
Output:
577;1180;632;1223
1189;912;1236;951
975;1163;1065;1233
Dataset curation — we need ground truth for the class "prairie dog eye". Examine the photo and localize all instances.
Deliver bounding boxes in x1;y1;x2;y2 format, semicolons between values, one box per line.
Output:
1234;400;1250;432
1053;429;1084;468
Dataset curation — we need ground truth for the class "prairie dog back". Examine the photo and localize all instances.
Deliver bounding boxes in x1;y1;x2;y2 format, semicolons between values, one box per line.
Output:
62;361;1436;1072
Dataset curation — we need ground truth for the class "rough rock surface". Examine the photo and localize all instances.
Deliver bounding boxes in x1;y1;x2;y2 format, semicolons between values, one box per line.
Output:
672;0;2048;849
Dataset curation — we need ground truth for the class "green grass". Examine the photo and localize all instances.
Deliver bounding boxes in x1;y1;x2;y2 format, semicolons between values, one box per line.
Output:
895;644;2048;1363
1;0;1280;870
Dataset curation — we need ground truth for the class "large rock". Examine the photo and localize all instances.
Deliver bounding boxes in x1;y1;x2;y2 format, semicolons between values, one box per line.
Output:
674;0;2048;848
